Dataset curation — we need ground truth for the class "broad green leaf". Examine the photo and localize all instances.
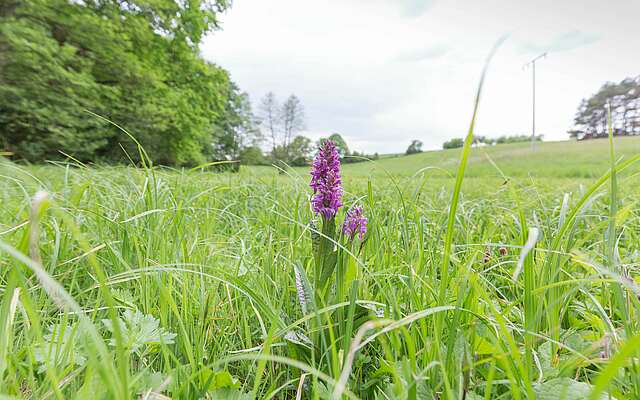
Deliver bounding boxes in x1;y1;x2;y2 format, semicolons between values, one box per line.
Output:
102;309;176;353
534;378;613;400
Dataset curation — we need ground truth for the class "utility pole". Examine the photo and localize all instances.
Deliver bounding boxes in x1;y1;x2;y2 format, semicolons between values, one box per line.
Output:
523;52;547;150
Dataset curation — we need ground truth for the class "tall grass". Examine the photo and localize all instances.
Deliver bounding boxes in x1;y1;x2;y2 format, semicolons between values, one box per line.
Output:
1;143;639;399
2;77;640;400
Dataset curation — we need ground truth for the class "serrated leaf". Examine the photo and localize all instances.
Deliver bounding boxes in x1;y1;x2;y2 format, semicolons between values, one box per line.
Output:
34;324;87;373
102;309;176;353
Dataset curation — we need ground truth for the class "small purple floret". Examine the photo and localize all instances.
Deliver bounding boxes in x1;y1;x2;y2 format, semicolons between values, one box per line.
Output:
343;206;367;241
310;140;342;219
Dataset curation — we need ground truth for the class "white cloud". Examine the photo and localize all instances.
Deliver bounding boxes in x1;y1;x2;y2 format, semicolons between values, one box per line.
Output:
202;0;640;153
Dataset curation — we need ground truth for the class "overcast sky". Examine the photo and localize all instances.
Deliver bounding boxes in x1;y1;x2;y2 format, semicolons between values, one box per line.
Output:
202;0;640;153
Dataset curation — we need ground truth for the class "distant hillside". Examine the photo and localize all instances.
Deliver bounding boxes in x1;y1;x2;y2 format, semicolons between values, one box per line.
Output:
339;137;640;179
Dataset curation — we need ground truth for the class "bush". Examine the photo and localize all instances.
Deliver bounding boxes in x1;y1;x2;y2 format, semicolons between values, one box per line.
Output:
240;146;267;165
443;138;464;149
342;151;380;163
492;134;542;144
406;140;423;155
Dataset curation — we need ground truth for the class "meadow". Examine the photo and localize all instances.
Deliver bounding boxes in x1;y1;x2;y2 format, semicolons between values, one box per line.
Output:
1;135;640;399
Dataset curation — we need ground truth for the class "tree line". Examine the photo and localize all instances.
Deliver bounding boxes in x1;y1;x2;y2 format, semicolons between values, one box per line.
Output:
236;92;379;168
441;135;542;150
0;0;377;169
569;76;640;140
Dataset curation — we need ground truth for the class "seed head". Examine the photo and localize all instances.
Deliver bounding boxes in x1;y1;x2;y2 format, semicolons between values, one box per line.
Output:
483;246;491;264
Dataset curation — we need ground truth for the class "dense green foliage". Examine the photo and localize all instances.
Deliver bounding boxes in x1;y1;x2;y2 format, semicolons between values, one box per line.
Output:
1;136;640;398
489;134;542;144
0;0;259;166
341;150;380;164
323;134;349;158
448;135;542;148
286;135;314;166
570;76;640;140
443;137;464;149
271;135;313;167
445;135;543;150
239;145;268;166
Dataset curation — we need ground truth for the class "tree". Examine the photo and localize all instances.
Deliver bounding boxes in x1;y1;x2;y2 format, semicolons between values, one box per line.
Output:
211;84;260;168
233;90;261;150
257;92;281;153
406;140;423;155
240;146;266;165
341;148;379;164
0;0;236;166
280;94;306;154
256;92;306;162
491;134;542;144
570;76;640;139
472;135;487;146
271;135;313;167
329;133;350;158
318;133;349;159
287;135;313;166
443;138;464;149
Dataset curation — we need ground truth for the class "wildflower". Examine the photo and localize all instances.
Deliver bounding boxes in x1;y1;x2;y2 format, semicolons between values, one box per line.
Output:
310;140;342;219
343;206;367;241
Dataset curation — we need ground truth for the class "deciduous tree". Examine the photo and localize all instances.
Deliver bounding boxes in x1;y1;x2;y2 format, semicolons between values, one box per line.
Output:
280;94;306;154
287;135;313;166
0;0;240;166
442;138;463;149
258;92;281;153
406;140;423;154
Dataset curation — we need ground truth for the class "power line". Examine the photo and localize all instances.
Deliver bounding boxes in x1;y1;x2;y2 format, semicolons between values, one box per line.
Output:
523;52;547;150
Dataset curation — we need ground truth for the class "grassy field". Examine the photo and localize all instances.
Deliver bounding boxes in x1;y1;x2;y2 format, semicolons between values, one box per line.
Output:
1;136;640;399
249;136;640;179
